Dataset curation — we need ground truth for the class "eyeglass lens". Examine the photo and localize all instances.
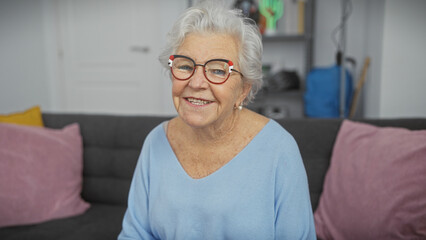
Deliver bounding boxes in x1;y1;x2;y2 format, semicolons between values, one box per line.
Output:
172;57;230;83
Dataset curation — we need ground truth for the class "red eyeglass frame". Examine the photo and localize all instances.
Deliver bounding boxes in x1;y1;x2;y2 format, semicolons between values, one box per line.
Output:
168;55;243;84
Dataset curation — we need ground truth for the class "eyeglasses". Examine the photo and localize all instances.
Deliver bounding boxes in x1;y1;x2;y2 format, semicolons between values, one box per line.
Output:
168;55;243;84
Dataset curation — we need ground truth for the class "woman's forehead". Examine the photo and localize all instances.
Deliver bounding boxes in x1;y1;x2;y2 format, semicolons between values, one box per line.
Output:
177;33;239;62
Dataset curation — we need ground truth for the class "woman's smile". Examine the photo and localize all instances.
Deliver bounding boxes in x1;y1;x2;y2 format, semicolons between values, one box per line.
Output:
184;97;214;107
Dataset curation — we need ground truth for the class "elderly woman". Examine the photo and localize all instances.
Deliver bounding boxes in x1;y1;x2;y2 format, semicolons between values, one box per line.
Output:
118;1;315;239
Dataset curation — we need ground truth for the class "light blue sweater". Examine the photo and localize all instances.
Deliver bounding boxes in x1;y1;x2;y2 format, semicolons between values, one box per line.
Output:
118;120;316;239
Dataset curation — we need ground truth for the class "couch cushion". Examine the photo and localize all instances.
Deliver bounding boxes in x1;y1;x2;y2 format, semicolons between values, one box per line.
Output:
314;120;426;239
0;204;125;240
0;123;90;227
0;106;44;127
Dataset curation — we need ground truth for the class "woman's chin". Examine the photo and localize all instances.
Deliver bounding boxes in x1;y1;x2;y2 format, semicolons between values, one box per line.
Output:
176;103;217;128
179;114;214;129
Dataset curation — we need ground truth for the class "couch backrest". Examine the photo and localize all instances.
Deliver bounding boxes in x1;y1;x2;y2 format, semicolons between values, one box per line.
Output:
277;118;343;210
43;113;171;206
43;114;426;210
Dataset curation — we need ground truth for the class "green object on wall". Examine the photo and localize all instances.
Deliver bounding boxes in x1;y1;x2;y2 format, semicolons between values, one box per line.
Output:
259;0;284;33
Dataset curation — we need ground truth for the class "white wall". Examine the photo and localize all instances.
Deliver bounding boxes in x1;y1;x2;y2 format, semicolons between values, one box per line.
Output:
379;0;426;118
363;0;385;118
0;0;51;113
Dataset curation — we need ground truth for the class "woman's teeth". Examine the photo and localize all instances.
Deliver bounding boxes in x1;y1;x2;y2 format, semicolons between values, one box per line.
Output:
187;98;211;105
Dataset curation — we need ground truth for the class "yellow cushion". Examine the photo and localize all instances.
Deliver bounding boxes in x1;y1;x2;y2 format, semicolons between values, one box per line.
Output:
0;106;44;127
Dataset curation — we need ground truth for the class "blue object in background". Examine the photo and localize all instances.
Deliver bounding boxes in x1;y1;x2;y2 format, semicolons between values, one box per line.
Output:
304;65;353;118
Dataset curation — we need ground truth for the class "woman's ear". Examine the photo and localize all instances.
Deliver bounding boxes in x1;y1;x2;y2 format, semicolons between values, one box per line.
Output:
239;82;252;105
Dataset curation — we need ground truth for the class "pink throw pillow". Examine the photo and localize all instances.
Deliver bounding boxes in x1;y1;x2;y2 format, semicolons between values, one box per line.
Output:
314;120;426;240
0;123;90;227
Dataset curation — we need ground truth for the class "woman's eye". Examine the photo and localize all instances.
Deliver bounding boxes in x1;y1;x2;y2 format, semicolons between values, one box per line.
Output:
177;65;193;71
210;69;226;76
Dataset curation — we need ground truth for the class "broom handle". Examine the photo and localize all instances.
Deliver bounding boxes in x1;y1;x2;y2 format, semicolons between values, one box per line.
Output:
349;57;371;118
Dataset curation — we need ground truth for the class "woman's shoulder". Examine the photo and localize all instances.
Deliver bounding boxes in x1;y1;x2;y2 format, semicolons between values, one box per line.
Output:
143;120;169;145
242;111;298;153
265;120;298;149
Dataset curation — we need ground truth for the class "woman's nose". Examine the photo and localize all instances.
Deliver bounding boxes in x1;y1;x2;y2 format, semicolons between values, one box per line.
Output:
188;66;209;88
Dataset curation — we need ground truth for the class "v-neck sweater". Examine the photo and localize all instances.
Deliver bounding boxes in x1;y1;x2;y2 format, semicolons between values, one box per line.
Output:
118;119;316;240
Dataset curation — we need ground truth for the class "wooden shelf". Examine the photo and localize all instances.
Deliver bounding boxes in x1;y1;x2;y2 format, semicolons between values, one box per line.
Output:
261;34;311;42
248;90;304;119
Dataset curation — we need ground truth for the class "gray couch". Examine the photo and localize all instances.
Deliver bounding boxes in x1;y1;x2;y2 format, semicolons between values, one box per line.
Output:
1;113;425;240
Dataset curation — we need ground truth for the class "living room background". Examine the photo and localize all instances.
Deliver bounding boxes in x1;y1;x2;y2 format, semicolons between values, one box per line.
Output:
1;0;425;118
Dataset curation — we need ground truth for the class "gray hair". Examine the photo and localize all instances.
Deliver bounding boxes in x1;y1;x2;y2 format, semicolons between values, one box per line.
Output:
158;0;263;104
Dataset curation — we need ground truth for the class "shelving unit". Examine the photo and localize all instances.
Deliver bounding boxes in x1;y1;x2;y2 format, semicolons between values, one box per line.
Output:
249;0;315;119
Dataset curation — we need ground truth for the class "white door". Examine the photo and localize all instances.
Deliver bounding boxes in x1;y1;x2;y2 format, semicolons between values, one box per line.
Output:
56;0;165;114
